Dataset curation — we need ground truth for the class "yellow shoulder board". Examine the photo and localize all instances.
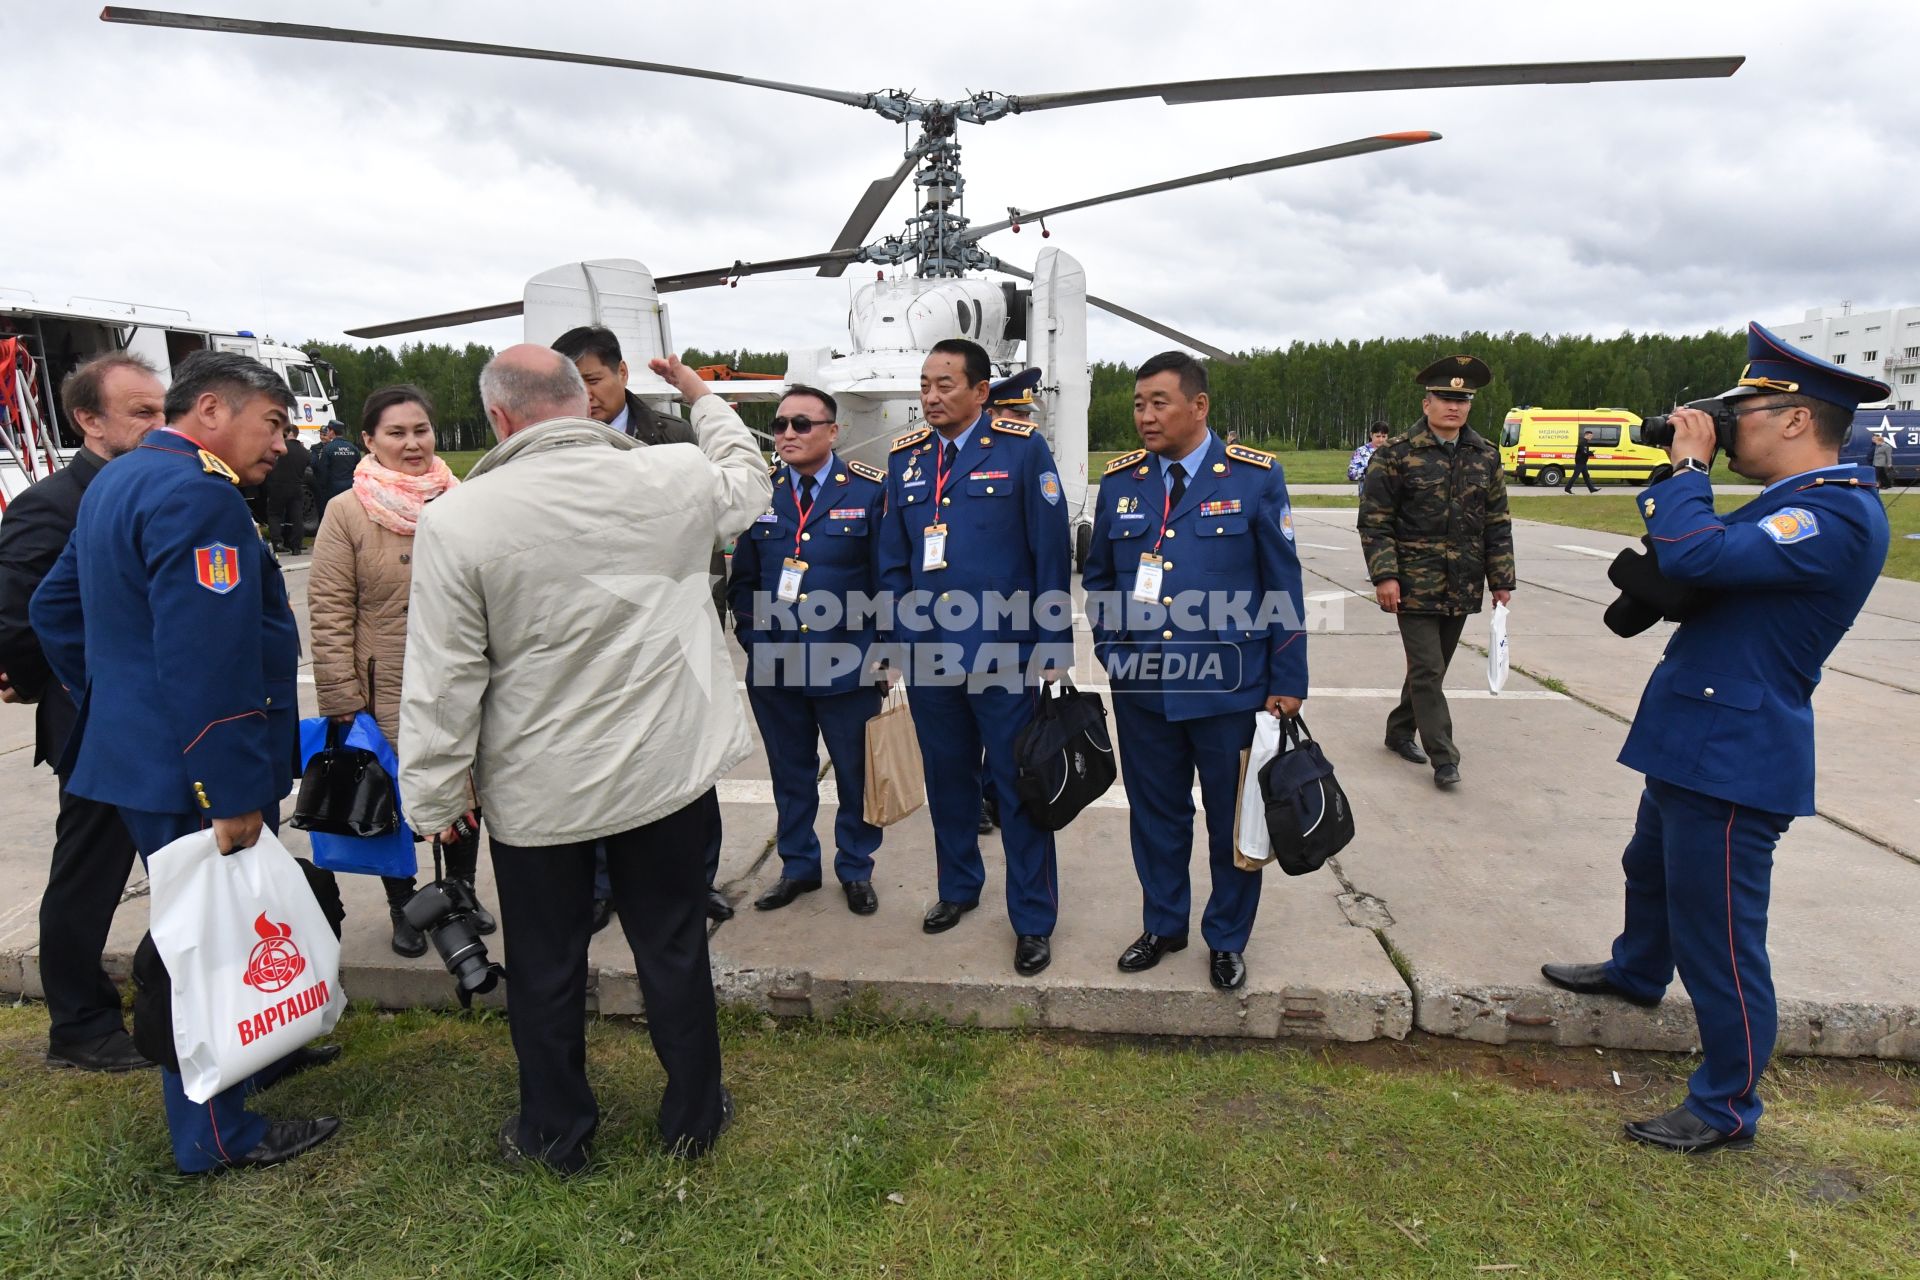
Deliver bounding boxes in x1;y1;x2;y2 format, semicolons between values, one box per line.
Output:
767;460;781;475
990;418;1035;437
1225;443;1273;470
848;459;885;483
1104;449;1148;477
198;449;240;484
892;428;930;452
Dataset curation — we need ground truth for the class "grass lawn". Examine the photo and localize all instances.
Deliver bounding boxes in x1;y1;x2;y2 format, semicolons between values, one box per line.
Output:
443;449;486;480
2;1003;1915;1279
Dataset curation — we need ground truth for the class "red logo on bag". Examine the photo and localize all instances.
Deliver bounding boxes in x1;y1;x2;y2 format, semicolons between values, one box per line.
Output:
243;913;306;992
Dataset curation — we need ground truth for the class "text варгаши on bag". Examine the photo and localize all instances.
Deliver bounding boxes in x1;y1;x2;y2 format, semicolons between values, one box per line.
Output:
1013;679;1117;831
1258;714;1356;876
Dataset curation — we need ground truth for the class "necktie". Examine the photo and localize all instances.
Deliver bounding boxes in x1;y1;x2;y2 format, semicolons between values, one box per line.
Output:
1167;461;1187;509
798;473;816;509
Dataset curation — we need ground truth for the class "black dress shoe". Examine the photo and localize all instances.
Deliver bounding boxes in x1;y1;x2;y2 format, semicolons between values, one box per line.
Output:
843;880;879;915
590;898;615;933
389;909;428;958
755;877;822;911
1625;1104;1753;1153
922;899;978;934
46;1029;154;1073
1014;935;1051;976
705;889;734;922
1540;961;1663;1008
670;1085;736;1161
1117;931;1189;973
270;1043;342;1085
208;1116;341;1172
1209;949;1247;991
977;804;996;835
1433;763;1461;789
1385;737;1428;765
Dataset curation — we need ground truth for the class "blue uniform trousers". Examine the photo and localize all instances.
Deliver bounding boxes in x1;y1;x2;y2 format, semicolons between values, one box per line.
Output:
909;681;1058;936
1111;699;1262;952
744;682;882;883
119;806;301;1173
1603;778;1792;1137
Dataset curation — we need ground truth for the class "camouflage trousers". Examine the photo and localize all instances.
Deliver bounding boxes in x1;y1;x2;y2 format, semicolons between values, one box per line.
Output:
1385;613;1468;767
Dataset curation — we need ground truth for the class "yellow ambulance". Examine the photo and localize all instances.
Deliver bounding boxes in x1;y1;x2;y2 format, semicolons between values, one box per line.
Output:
1498;407;1673;487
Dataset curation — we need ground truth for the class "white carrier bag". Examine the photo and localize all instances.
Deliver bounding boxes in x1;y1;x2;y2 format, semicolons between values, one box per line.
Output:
1487;601;1511;694
147;826;346;1103
1233;712;1287;869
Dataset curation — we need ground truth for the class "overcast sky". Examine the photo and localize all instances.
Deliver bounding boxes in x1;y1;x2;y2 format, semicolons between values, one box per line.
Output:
4;0;1915;365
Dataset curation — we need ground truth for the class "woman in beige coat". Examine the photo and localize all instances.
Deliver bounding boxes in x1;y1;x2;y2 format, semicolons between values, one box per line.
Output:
307;384;495;956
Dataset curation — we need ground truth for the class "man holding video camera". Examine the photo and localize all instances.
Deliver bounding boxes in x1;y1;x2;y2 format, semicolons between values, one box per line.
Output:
1543;323;1891;1154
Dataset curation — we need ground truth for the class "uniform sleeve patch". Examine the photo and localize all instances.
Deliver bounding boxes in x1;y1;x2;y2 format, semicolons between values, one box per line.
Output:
1761;507;1819;544
194;543;242;594
1039;471;1062;505
1281;507;1295;541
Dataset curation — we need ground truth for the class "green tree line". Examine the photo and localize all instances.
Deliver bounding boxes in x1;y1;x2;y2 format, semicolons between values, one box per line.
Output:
309;330;1748;454
1089;329;1748;451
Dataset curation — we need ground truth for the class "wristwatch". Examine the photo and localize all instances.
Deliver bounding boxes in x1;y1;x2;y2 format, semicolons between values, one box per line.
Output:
1673;458;1712;477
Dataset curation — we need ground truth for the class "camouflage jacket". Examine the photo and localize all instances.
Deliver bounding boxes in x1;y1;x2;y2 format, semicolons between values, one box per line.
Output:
1357;422;1516;615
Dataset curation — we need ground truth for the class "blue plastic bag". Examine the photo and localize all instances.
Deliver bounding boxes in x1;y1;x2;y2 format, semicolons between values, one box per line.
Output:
297;714;418;879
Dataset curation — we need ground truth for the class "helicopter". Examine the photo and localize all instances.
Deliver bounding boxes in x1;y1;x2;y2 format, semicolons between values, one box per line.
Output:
101;8;1741;560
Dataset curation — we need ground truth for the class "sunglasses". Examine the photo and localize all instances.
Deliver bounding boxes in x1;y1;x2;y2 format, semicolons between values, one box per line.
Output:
771;415;834;435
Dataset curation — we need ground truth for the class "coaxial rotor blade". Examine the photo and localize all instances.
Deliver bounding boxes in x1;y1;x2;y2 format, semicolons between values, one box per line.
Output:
990;261;1241;365
100;7;874;110
965;131;1438;241
818;154;921;277
345;300;523;339
1009;55;1743;113
657;249;865;292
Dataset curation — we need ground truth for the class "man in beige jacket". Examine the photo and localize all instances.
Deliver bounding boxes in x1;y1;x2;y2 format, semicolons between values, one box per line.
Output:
399;345;770;1173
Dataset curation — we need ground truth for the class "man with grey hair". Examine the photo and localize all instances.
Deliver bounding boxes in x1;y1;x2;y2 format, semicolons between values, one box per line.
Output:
30;348;341;1172
400;344;770;1173
0;352;163;1073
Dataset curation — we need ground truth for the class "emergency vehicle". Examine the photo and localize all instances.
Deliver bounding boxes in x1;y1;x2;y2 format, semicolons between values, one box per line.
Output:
1499;407;1671;487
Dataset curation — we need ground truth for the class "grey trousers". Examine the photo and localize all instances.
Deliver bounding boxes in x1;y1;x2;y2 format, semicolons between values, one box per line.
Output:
1385;612;1469;766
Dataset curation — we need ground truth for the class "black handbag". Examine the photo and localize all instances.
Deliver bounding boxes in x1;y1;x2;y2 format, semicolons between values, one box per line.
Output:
288;659;400;838
1013;681;1117;831
1257;715;1355;876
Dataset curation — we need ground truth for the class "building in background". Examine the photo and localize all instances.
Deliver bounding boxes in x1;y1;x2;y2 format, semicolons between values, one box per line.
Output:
1766;304;1920;409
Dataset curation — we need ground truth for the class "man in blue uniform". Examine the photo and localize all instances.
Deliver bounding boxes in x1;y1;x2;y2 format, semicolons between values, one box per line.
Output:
30;350;342;1174
1543;323;1891;1153
728;384;887;915
1084;351;1307;990
877;339;1073;975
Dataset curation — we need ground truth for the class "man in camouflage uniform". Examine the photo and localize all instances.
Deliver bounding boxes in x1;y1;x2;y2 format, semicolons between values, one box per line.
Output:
1358;355;1516;788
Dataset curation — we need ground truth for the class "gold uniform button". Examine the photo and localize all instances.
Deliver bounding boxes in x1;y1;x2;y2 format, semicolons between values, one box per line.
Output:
1704;687;1715;697
798;593;808;602
940;592;950;601
942;496;951;505
1162;561;1173;571
985;486;995;494
1215;526;1224;533
801;532;812;542
800;624;809;633
1165;529;1176;538
264;697;272;706
1162;630;1173;639
1161;596;1173;605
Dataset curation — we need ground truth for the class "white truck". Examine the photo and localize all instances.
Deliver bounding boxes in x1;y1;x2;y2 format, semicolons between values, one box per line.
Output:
0;290;340;509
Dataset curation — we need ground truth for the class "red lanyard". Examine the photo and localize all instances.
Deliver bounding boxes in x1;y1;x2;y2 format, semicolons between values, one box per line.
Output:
1152;477;1174;554
933;438;957;507
792;471;821;556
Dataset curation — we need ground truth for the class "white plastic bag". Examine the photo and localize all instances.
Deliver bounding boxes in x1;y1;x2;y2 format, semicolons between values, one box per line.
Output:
1487;601;1511;694
147;826;345;1103
1234;713;1287;868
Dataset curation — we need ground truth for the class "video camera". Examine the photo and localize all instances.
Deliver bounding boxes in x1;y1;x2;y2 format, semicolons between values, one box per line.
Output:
1640;397;1742;459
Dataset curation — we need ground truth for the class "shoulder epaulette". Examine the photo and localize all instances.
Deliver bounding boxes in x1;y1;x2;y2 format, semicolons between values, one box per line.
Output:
848;459;885;483
990;418;1035;437
1225;443;1273;470
1104;449;1148;476
198;449;241;485
767;460;781;475
892;428;930;452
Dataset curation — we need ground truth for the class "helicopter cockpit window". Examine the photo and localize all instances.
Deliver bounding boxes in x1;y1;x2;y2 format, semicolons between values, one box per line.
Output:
956;300;971;334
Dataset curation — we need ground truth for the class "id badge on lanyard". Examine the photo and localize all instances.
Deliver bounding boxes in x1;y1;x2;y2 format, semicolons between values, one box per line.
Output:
777;557;807;603
1132;553;1164;603
922;523;949;571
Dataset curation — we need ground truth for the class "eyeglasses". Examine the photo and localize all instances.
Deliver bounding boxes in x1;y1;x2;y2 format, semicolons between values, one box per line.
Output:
1732;401;1795;419
771;415;834;435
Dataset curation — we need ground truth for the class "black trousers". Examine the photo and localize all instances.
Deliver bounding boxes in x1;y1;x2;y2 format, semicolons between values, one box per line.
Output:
39;785;140;1045
1566;460;1597;491
490;795;725;1172
594;786;720;898
263;490;304;551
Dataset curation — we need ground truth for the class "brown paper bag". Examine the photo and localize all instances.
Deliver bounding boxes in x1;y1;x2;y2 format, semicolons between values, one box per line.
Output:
863;684;926;826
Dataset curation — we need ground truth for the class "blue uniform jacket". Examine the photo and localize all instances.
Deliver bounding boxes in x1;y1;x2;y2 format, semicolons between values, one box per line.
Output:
1083;433;1308;719
876;413;1072;671
29;430;301;819
727;453;885;695
1618;464;1887;815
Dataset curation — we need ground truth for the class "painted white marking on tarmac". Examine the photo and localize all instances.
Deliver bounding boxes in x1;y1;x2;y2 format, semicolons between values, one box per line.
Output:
1555;544;1617;559
0;894;42;938
1300;541;1346;551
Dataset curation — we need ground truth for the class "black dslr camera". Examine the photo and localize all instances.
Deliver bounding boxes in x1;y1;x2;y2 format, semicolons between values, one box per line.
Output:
405;827;504;1006
1640;397;1742;459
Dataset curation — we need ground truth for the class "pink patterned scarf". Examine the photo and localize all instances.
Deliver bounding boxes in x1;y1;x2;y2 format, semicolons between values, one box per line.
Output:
352;453;458;536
